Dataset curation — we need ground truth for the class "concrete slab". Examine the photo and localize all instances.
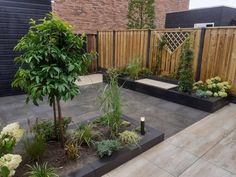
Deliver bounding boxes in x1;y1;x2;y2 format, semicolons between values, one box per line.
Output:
179;159;235;177
167;104;236;157
136;79;177;90
103;156;174;177
203;130;236;174
141;142;198;176
76;74;102;86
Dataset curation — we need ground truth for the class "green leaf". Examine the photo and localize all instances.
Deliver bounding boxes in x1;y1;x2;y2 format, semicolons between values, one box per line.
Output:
0;166;10;177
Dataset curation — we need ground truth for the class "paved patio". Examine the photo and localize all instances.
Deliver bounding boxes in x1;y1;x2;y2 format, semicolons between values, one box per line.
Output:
0;78;208;138
103;104;236;177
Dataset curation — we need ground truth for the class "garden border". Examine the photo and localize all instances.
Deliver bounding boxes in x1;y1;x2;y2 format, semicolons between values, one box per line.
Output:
64;115;164;177
103;74;230;113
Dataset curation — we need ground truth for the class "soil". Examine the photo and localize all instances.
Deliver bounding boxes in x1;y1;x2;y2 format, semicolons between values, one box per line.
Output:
15;119;136;177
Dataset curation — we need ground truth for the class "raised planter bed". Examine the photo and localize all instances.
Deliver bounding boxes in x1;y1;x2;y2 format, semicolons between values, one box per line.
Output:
64;115;164;177
103;74;230;113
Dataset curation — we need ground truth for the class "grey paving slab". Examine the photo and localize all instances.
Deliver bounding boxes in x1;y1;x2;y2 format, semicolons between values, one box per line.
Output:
0;83;209;139
203;129;236;174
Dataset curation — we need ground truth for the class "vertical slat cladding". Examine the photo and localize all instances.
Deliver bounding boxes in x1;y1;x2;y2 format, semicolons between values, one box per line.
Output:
0;0;51;96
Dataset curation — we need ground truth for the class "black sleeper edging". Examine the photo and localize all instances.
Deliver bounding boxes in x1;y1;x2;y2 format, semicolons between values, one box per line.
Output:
103;74;230;113
64;115;164;177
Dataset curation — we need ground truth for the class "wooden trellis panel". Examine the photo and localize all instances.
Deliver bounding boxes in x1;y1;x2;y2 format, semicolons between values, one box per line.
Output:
149;29;201;77
200;27;236;94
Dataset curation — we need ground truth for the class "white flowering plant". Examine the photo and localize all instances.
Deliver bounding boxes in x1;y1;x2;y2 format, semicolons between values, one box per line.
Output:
0;154;22;177
193;76;231;98
0;123;24;177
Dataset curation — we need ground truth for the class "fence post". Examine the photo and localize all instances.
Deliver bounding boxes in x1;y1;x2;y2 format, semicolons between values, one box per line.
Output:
196;28;206;81
146;29;151;68
96;31;99;70
113;31;116;68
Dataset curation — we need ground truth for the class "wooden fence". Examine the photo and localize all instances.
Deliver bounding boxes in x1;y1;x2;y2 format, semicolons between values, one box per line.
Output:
91;27;236;94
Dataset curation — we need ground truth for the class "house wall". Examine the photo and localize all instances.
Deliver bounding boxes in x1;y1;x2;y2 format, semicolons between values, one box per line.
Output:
52;0;189;34
165;6;236;28
0;0;51;96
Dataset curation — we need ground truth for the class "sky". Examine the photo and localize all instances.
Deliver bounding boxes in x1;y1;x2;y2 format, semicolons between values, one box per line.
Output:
190;0;236;9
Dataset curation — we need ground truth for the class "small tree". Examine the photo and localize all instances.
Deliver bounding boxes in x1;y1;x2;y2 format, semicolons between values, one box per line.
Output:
127;0;156;29
178;39;194;93
12;14;93;146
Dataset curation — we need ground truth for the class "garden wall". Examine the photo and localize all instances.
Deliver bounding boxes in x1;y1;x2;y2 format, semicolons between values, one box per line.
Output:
0;0;51;96
95;27;236;95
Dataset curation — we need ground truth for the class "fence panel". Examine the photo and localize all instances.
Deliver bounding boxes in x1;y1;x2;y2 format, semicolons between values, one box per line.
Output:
149;29;201;77
96;28;236;94
114;30;148;68
200;27;236;94
98;31;113;68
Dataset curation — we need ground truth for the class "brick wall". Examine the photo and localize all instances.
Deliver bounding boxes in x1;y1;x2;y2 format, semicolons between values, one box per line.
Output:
52;0;189;34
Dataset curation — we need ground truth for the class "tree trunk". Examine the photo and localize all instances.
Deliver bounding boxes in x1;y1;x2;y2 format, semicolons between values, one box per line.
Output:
52;96;57;137
56;97;65;147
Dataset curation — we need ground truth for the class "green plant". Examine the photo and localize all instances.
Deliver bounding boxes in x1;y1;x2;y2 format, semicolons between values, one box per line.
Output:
32;117;71;141
12;14;94;146
26;163;58;177
24;135;46;161
32;119;54;141
0;123;24;177
178;39;194;93
195;89;208;98
119;131;141;145
98;74;122;136
0;134;16;156
127;0;156;29
126;58;142;80
153;36;167;75
96;140;121;158
65;141;79;160
73;123;94;147
139;68;153;77
0;154;22;177
193;77;231;98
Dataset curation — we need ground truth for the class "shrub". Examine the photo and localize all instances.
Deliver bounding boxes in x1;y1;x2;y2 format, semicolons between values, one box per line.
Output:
98;73;122;136
33;117;71;141
73;124;94;147
26;163;58;177
126;58;142;80
24;135;46;161
65;141;79;160
32;120;54;141
178;39;194;93
95;140;121;158
0;123;24;177
0;154;22;177
0;134;16;156
119;131;141;145
193;76;231;98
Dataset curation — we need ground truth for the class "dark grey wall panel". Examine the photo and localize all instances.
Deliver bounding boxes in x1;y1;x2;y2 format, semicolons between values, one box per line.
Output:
0;0;51;96
165;6;236;28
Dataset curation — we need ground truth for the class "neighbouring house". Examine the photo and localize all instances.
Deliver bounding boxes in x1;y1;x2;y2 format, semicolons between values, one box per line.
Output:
52;0;189;34
0;0;51;96
165;6;236;28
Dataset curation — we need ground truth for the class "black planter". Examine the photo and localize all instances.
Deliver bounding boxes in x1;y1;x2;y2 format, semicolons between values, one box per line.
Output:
64;115;164;177
103;74;230;113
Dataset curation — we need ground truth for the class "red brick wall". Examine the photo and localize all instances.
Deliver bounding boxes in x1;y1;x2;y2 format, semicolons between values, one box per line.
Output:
52;0;189;34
